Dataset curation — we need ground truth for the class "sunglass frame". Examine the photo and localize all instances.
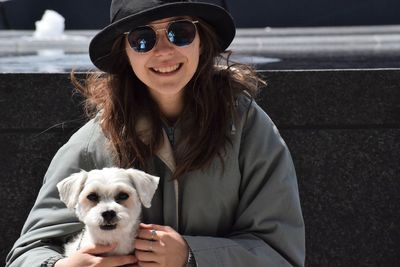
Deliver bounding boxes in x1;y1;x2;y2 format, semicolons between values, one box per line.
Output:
125;19;199;53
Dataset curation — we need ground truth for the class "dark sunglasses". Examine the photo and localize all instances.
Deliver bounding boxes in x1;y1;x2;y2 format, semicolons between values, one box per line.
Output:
125;19;199;53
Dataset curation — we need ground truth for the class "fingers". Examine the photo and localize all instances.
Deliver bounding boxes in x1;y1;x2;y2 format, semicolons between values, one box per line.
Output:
101;254;138;267
139;223;155;229
135;249;158;262
81;243;117;255
135;238;160;252
135;235;163;264
138;223;173;240
138;229;159;241
134;262;158;267
140;223;170;231
83;243;138;266
135;224;188;267
57;243;137;267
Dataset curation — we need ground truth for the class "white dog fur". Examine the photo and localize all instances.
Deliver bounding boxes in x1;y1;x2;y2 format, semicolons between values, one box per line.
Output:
57;167;159;256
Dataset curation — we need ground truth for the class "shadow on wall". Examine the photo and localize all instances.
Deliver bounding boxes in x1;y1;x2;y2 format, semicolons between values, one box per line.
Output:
1;0;400;30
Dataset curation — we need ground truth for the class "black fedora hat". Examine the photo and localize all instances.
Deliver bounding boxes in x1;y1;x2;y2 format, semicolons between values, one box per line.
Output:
89;0;236;73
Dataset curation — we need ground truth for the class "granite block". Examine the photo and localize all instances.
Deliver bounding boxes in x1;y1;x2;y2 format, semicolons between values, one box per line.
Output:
281;129;400;267
1;70;399;131
0;73;85;130
0;131;76;262
258;69;400;127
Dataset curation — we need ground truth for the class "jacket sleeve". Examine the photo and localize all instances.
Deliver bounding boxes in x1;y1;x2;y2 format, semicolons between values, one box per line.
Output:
5;120;106;267
184;99;305;266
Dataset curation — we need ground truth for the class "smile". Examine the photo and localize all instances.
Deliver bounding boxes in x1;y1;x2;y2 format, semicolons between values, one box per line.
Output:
99;223;117;231
151;63;181;74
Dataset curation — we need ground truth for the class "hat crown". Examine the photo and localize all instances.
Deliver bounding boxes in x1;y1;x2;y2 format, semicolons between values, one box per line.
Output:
91;0;235;73
111;0;191;23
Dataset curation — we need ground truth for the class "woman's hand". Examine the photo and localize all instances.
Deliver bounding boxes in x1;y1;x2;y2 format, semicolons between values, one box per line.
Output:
54;243;137;267
135;223;189;267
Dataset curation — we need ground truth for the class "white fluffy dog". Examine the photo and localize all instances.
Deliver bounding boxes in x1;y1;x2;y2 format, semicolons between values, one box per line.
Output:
57;167;159;256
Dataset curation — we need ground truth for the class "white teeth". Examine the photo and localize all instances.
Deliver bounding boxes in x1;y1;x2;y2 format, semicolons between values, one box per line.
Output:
153;64;180;73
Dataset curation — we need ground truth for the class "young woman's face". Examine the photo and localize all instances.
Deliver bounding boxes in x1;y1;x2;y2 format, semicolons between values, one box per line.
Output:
125;17;200;103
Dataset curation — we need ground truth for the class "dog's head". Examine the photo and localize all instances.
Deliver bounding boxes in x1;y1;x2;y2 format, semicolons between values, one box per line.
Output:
57;168;159;232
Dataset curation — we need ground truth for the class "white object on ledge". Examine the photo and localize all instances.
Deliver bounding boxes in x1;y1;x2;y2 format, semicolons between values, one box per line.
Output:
33;10;65;39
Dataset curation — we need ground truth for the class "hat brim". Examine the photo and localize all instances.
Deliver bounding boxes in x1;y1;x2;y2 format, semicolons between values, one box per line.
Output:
89;2;235;73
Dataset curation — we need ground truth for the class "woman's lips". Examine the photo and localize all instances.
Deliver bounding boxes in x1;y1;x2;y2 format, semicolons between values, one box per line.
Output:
151;63;182;74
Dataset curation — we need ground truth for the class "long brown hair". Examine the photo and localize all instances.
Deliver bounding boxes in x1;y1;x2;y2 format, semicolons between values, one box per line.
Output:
71;19;265;179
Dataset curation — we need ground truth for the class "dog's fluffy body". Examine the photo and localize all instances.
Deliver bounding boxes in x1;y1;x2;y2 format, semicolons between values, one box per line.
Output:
57;167;159;256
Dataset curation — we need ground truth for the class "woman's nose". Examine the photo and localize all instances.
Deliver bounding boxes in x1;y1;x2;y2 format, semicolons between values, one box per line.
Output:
153;31;174;55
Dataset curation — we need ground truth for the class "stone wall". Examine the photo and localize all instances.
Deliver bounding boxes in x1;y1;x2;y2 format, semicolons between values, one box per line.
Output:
1;70;399;266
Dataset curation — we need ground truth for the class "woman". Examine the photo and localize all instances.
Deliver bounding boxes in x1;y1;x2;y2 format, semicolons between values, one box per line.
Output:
6;0;305;266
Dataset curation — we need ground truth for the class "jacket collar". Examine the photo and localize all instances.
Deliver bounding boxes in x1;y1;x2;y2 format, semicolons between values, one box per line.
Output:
135;117;176;172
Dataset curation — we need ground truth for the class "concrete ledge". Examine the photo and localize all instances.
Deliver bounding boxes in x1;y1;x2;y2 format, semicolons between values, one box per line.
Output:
2;26;400;72
1;70;399;266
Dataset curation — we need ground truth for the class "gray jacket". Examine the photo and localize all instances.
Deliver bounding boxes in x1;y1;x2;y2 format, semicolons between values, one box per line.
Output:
6;95;305;267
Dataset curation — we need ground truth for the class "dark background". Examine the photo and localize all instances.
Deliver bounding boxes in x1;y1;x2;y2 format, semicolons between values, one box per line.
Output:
1;70;399;266
1;0;400;29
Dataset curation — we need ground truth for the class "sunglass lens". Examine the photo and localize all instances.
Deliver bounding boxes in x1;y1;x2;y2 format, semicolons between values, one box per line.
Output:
127;27;156;53
167;21;197;46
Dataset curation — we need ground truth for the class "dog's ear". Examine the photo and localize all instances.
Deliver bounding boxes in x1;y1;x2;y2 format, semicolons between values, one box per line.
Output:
56;170;88;209
126;169;160;208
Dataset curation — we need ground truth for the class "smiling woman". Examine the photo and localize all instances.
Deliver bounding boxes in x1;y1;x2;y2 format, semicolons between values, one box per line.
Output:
124;17;201;119
6;1;305;267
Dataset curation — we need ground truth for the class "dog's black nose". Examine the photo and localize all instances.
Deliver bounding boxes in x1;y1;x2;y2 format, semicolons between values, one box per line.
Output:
102;210;116;222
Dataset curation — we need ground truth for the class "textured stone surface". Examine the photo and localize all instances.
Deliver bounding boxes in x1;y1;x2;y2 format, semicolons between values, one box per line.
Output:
0;131;75;263
0;70;399;266
281;129;400;267
1;70;399;129
258;69;400;127
0;73;85;130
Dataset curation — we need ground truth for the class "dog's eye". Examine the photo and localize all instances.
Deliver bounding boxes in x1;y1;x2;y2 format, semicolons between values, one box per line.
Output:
116;192;129;202
87;193;99;202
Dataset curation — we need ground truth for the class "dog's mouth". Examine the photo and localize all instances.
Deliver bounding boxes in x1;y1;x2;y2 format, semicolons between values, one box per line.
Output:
99;223;117;231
